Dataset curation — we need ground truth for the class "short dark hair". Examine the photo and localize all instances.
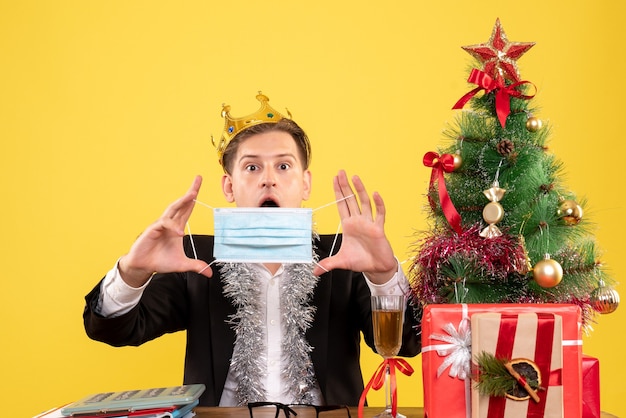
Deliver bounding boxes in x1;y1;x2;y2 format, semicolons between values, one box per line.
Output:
221;119;311;174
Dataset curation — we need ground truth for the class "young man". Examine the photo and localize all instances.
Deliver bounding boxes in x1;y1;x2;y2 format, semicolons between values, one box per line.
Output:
83;93;421;407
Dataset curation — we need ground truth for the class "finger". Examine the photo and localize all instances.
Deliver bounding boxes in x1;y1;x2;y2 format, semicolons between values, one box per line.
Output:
333;175;350;219
336;170;360;215
195;262;213;278
189;175;203;194
184;175;203;207
312;263;329;277
178;176;203;212
162;259;213;278
162;196;192;221
162;217;188;236
351;175;374;220
313;255;339;277
372;191;387;226
144;216;187;239
162;176;203;221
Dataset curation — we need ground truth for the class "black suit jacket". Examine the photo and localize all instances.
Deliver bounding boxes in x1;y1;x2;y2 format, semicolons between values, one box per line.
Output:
84;235;421;406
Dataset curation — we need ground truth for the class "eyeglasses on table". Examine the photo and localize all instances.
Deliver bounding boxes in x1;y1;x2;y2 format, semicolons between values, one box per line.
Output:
247;401;352;418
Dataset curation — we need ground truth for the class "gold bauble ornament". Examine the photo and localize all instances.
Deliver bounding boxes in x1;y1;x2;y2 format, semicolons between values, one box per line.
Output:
557;199;583;225
590;279;620;314
453;153;463;170
532;254;563;288
526;116;543;132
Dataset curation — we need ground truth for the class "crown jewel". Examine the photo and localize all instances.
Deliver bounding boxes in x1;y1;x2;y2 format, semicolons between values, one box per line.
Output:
212;92;292;165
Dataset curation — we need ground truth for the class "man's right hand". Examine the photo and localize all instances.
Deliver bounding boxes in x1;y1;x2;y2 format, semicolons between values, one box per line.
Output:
118;175;212;288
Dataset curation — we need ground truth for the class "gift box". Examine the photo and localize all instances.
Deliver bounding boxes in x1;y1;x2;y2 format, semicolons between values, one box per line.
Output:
421;304;582;418
470;312;563;418
582;355;600;418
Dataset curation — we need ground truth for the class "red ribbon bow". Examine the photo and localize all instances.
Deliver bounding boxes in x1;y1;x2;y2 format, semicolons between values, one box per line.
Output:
452;68;535;128
358;358;414;418
423;152;462;234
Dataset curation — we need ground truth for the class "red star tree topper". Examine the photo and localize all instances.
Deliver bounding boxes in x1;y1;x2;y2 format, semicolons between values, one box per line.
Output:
462;18;535;82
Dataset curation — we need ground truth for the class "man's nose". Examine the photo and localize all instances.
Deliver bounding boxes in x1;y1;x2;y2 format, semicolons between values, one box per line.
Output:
261;168;277;187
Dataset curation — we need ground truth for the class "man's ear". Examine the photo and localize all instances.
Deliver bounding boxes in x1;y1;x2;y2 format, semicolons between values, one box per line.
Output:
302;170;312;201
221;174;235;203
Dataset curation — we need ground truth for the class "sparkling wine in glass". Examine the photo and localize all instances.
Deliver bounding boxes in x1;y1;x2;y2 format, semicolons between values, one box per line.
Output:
371;294;406;418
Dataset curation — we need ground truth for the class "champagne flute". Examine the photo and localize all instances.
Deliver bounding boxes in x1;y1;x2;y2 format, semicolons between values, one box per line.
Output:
371;294;406;418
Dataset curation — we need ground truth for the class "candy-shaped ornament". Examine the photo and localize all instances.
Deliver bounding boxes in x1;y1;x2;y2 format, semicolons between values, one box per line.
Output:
480;182;506;238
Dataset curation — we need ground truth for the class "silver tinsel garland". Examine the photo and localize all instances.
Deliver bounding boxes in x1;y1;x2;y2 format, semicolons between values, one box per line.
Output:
221;260;320;405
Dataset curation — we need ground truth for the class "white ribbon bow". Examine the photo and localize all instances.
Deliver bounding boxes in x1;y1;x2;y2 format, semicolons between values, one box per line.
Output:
429;316;472;379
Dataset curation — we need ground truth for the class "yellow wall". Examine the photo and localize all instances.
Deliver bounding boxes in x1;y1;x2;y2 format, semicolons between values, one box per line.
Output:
2;1;624;416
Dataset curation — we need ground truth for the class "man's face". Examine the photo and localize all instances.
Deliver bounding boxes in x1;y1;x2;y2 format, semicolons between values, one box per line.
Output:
221;130;312;208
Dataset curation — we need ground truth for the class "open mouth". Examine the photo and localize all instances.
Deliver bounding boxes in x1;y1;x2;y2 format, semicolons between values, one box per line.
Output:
260;199;279;207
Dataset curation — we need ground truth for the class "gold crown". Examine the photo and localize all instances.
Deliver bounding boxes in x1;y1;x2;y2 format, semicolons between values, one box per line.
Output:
212;92;292;165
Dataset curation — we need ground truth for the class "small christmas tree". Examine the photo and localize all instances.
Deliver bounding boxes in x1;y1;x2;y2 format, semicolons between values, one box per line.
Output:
409;19;619;328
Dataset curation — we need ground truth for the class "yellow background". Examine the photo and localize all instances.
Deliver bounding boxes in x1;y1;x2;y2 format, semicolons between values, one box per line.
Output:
1;1;624;416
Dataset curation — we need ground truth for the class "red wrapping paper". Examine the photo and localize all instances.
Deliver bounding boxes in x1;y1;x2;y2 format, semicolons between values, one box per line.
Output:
470;312;563;418
582;355;600;418
421;304;582;418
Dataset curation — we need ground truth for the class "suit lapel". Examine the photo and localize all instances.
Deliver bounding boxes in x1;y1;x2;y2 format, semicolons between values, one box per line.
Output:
308;270;332;397
208;271;237;403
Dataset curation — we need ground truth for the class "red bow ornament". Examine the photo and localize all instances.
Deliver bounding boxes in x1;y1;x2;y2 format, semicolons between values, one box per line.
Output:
423;152;463;234
452;68;535;128
358;358;414;418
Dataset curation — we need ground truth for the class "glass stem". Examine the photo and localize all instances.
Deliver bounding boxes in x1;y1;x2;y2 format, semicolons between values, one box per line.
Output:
384;363;392;414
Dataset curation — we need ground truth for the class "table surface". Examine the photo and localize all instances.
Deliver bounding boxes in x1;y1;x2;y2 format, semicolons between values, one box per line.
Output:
194;406;420;418
193;406;618;418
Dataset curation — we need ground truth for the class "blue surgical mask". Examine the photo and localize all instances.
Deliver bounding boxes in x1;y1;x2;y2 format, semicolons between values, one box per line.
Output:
213;207;313;263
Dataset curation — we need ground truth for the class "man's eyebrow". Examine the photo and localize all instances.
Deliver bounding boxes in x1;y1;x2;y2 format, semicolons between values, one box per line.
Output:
238;152;298;162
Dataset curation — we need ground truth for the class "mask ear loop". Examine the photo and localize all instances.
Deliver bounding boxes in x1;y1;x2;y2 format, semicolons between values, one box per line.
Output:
185;199;217;274
311;194;355;272
185;221;199;260
187;200;216;261
186;200;219;272
186;217;218;273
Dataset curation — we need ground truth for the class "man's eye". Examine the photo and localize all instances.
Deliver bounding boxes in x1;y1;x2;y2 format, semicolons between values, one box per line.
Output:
279;163;290;170
246;165;258;171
